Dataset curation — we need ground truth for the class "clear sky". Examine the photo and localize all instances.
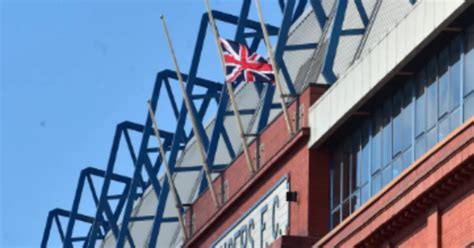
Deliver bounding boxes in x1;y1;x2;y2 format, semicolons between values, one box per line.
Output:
1;0;281;247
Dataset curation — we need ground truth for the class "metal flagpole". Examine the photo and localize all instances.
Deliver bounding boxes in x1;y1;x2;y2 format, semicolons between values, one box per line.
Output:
160;15;220;208
204;0;256;175
147;101;189;240
254;0;294;135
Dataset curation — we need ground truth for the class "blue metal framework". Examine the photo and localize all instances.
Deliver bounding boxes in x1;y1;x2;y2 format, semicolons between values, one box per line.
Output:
42;0;402;246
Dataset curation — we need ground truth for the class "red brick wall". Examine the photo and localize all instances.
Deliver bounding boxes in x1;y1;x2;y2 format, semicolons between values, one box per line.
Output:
389;181;474;248
440;185;474;247
184;85;327;247
308;148;330;239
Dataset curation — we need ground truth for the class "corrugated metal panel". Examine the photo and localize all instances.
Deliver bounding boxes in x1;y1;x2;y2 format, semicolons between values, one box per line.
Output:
283;10;322;90
361;0;414;56
308;0;466;148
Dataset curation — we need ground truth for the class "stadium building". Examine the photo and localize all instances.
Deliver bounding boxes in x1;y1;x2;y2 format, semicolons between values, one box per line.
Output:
43;0;474;247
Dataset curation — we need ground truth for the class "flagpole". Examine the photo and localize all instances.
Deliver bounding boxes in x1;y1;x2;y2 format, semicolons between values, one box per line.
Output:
147;101;189;240
254;0;294;136
204;0;256;175
160;15;220;208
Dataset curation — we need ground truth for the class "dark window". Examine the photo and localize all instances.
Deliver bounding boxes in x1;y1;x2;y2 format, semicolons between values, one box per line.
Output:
403;148;412;169
360;122;370;185
465;94;474;120
342;199;351;219
393;156;403;178
371;172;381;196
450;37;462;110
465;25;474;96
332;208;340;227
402;82;414;151
332;154;341;207
438;48;450;118
382;101;392;166
371;109;383;174
352;132;360;191
415;134;426;160
350;194;358;214
382;165;392;186
465;25;474;120
360;183;370;205
392;91;403;156
426;58;438;129
426;125;438;150
450;108;461;133
439;116;450;141
342;142;351;199
415;71;426;137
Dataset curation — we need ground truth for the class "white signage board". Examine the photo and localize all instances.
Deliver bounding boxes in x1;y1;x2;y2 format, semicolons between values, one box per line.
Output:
212;177;289;248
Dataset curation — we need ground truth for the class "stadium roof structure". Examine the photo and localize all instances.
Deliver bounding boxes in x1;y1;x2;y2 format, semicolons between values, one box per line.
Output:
41;0;419;247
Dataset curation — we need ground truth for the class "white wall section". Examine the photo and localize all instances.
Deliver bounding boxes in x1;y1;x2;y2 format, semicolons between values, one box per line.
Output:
308;0;468;148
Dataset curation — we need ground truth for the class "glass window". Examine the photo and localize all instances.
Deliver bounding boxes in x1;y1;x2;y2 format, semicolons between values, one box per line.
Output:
392;91;402;156
415;71;426;137
350;194;358;214
438;48;449;118
402;82;414;151
342;142;351;199
415;135;426;160
371;109;383;174
450;108;461;133
427;126;438;150
393;156;403;178
439;116;450;141
342;199;351;219
403;148;412;169
360;183;370;205
332;208;340;228
465;94;474;120
464;25;474;96
371;172;381;196
352;132;360;191
426;58;438;129
360;122;370;185
382;165;392;186
332;154;341;207
382;101;392;167
450;37;462;110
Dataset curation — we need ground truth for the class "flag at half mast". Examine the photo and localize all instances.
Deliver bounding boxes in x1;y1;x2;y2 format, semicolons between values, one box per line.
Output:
220;38;275;84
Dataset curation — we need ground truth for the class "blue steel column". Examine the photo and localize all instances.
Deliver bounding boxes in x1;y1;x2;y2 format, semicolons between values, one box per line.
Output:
257;0;298;132
86;122;137;247
147;4;284;244
45;1;306;247
115;72;175;247
146;12;211;246
64;170;87;247
321;0;348;84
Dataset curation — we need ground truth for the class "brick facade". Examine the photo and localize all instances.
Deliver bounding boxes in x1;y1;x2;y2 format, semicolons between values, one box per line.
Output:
183;85;327;247
183;83;474;248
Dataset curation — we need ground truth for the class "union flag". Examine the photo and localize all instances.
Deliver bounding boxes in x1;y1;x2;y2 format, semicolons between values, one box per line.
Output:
220;38;275;84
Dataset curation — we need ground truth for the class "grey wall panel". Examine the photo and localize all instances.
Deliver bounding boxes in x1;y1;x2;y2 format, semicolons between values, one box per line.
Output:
361;0;414;57
333;35;362;77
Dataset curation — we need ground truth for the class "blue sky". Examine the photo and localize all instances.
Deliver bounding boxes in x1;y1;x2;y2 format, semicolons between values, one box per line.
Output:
1;0;281;246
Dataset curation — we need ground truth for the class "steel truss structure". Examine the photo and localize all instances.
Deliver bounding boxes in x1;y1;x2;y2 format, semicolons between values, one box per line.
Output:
42;0;409;246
